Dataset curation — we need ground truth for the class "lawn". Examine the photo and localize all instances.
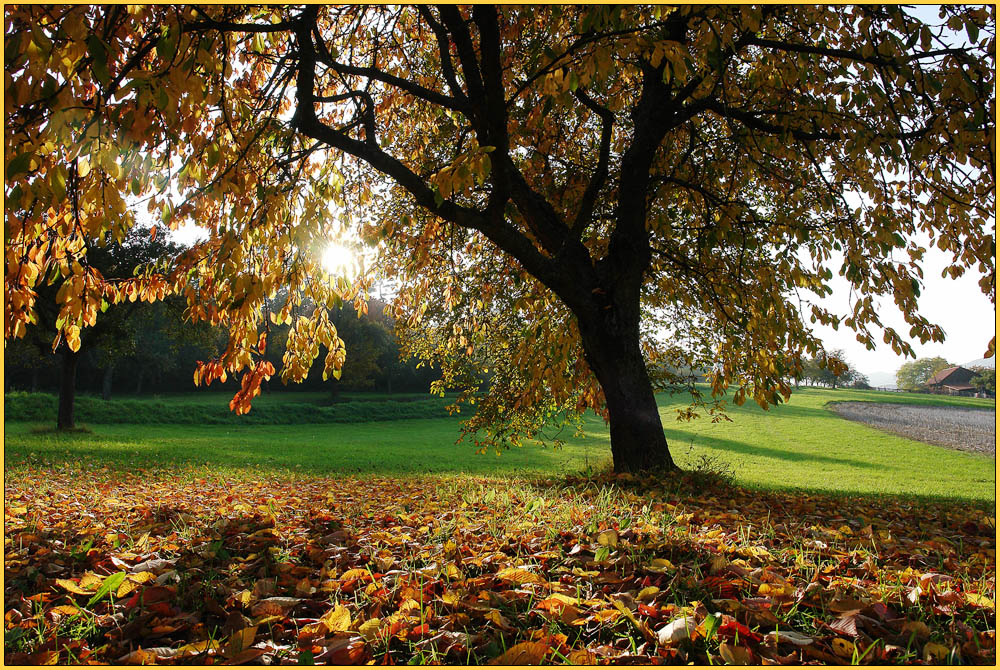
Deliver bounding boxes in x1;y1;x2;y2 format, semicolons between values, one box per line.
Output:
4;386;995;503
4;387;996;665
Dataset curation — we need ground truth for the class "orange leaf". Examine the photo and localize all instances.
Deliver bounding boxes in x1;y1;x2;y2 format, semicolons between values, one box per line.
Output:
489;641;549;665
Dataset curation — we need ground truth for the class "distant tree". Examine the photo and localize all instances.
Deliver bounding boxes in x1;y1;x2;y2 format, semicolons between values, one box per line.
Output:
18;228;178;428
970;367;996;394
848;372;871;390
896;357;952;391
327;305;394;401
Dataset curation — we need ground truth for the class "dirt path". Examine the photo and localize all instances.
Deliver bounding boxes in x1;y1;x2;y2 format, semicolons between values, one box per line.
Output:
830;401;995;456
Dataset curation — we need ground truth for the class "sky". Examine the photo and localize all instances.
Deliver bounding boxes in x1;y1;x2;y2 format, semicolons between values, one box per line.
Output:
809;241;994;377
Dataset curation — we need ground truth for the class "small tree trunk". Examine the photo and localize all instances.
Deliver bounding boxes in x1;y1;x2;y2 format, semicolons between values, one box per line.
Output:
30;367;39;393
577;313;676;473
57;348;80;430
330;381;342;403
135;367;144;395
102;364;114;401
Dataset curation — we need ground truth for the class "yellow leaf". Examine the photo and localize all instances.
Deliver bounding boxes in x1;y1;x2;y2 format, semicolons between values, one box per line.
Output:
79;573;104;590
831;638;855;658
340;568;372;581
638;586;660;602
116;579;139;598
597;529;619;547
51;605;79;616
55;578;94;595
923;641;952;663
591;609;621;623
965;592;995;609
225;626;258;657
566;649;597;664
178;639;221;656
358;618;381;642
320;604;352;632
546;592;578;605
496;567;544;585
646;558;676;573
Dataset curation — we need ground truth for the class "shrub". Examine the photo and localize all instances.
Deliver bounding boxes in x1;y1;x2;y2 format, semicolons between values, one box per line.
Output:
4;393;452;425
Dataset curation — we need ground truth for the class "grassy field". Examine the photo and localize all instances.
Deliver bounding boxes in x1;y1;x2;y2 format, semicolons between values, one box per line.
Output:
4;386;995;504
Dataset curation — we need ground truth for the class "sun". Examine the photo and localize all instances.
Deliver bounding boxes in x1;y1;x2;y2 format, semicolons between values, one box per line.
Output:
321;242;358;276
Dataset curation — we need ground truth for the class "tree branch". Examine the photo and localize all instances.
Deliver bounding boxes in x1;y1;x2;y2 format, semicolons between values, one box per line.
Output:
569;89;614;239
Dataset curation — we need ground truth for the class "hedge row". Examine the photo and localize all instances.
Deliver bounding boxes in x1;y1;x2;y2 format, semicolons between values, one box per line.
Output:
4;392;453;425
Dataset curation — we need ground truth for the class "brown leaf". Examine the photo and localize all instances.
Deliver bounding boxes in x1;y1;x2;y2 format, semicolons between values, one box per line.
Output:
719;642;753;665
251;596;302;617
489;640;550;665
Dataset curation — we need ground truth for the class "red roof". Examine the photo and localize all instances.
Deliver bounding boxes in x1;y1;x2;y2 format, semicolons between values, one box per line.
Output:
927;366;962;385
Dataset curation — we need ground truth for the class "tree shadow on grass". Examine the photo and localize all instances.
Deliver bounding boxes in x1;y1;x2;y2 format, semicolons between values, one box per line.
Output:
662;428;878;469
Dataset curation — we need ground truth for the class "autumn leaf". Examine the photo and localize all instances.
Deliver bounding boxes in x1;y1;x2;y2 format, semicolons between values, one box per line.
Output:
489;640;550;665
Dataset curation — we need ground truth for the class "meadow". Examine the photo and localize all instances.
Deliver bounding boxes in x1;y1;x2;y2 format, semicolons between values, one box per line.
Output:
4;387;996;665
4;386;995;503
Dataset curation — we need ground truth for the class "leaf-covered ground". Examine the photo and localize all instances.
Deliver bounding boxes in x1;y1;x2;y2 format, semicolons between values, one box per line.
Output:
4;465;995;665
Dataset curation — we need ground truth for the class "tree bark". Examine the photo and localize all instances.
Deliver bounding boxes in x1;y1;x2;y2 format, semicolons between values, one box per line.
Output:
102;364;114;401
577;311;676;473
57;348;80;430
135;367;144;395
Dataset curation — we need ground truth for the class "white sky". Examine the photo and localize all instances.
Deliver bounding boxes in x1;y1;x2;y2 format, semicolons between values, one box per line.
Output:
811;242;995;376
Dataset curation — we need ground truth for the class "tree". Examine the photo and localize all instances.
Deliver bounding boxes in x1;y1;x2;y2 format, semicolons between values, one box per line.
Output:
895;356;952;391
970;366;995;394
326;304;394;401
6;225;177;428
5;6;995;471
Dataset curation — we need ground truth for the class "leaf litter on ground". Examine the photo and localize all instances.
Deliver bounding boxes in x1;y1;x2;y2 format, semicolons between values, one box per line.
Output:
3;464;995;664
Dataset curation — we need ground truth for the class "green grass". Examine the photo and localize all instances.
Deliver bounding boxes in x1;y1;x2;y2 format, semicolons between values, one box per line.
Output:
4;387;994;504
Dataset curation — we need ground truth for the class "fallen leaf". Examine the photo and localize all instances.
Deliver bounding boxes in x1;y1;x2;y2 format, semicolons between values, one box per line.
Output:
489;640;549;665
658;617;696;645
719;642;753;665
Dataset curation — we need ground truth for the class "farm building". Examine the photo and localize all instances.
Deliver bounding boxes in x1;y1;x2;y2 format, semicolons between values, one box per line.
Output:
926;366;977;396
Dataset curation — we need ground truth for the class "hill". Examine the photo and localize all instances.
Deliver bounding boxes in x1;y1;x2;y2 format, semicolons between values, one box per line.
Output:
964;356;996;369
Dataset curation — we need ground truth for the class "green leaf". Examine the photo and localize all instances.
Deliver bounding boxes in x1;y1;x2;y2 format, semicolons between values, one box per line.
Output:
298;649;314;665
86;35;111;86
967;21;980;44
86;572;126;607
7;152;35;178
156;27;178;62
594;545;610;562
703;611;722;641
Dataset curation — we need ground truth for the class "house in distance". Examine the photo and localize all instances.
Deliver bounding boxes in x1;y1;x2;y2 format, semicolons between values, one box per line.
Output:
926;366;977;396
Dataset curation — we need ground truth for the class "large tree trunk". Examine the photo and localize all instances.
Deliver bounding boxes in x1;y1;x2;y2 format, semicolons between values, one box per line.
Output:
102;364;114;401
577;312;676;473
57;348;80;430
